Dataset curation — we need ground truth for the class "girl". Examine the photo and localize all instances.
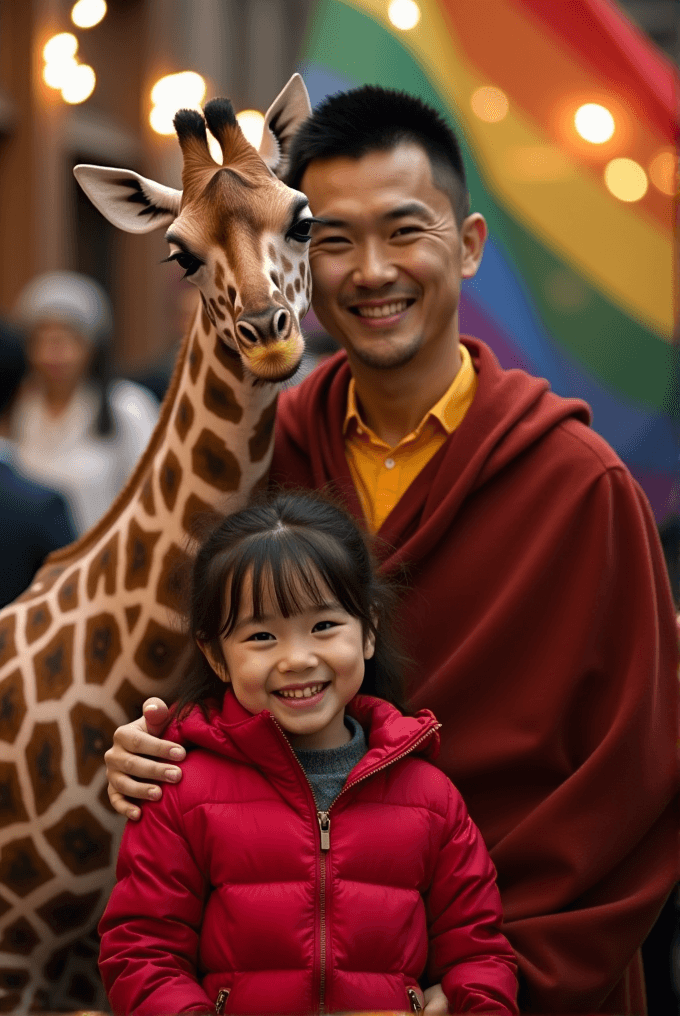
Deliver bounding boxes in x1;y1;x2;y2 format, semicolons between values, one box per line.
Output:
98;491;518;1016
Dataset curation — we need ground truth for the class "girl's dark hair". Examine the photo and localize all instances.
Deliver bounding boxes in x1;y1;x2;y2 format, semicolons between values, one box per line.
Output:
174;489;409;718
286;85;470;226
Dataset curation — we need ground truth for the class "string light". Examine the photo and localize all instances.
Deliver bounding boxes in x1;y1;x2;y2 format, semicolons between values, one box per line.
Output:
61;63;96;104
149;71;207;134
42;32;95;103
574;104;615;144
604;158;648;202
470;86;508;123
71;0;107;29
236;110;265;149
387;0;421;31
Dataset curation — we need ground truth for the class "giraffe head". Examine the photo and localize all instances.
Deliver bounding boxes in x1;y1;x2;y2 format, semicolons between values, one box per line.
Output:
74;75;313;382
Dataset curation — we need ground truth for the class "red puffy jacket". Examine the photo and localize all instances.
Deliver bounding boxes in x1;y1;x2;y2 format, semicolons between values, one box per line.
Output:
99;692;518;1015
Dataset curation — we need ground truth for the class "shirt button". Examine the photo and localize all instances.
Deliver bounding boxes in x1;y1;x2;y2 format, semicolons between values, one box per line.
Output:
384;458;395;469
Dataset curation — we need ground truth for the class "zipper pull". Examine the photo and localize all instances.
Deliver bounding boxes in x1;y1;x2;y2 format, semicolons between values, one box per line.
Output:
215;988;230;1014
407;987;423;1013
317;810;330;850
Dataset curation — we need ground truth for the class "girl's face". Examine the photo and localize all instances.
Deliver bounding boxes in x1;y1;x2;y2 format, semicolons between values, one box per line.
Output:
204;570;375;750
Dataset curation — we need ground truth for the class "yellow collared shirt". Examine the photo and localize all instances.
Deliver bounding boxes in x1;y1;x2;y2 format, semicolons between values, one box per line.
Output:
343;344;477;532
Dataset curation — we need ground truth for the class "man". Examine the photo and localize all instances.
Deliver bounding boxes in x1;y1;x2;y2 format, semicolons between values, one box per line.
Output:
104;87;678;1014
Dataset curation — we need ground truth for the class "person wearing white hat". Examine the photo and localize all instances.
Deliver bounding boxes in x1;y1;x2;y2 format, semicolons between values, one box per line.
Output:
10;271;159;535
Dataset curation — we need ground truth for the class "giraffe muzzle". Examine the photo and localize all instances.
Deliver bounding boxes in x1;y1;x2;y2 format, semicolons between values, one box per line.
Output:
236;307;291;347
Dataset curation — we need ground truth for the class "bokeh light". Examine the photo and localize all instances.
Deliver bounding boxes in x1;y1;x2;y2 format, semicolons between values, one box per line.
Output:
43;32;78;65
236;109;265;150
150;71;207;135
574;103;615;144
388;0;421;31
648;149;677;196
60;63;96;104
71;0;107;29
43;57;79;90
470;86;509;123
604;158;648;202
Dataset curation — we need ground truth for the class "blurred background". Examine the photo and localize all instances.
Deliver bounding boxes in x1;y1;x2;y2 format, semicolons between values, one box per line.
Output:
0;0;677;565
0;3;678;1011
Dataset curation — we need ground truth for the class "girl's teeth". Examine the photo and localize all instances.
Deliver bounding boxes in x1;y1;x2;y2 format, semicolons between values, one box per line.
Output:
279;684;324;699
357;301;408;318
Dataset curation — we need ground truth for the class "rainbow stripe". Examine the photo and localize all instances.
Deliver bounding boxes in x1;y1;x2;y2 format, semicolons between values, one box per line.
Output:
299;0;679;522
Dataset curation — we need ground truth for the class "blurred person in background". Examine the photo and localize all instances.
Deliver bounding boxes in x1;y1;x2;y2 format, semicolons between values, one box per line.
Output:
0;320;75;607
11;271;159;535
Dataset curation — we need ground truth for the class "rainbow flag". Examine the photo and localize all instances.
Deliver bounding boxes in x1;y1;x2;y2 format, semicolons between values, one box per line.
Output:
299;0;679;523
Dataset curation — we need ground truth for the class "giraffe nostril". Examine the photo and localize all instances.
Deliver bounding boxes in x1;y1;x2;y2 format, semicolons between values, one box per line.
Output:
274;309;289;336
237;322;259;346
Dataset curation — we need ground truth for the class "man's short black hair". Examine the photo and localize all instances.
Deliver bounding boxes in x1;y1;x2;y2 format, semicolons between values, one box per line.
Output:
286;85;470;225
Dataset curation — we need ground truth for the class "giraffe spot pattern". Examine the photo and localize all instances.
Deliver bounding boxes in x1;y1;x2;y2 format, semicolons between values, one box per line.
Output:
69;703;117;785
0;615;16;670
227;285;237;305
156;543;192;615
294;277;301;293
33;625;75;702
86;532;119;600
15;564;65;603
0;837;54;897
0;670;26;745
209;297;226;322
214;261;225;290
36;889;102;936
44;806;111;876
0;917;39;955
124;517;161;591
189;336;203;384
174;392;195;442
204;367;243;423
270;271;281;289
0;989;21;1011
267;244;278;263
249;398;278;463
0;969;29;994
25;602;52;646
67;970;97;1006
0;896;10;920
192;428;242;492
84;613;122;685
214;335;244;380
182;492;220;538
57;569;80;612
201;305;211;335
124;604;141;633
140;473;156;518
114;678;146;722
25;721;65;816
0;763;29;827
285;284;295;302
281;255;293;273
160;449;182;512
300;261;306;282
134;618;187;681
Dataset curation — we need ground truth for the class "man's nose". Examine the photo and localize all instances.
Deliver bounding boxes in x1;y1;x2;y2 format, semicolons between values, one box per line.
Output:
351;241;398;289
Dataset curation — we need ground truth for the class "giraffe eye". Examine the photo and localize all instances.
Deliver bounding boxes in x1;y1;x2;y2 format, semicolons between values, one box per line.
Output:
164;250;204;277
286;221;313;244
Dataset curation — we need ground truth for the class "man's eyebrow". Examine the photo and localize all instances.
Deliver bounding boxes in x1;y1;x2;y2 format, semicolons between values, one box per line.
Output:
382;202;436;222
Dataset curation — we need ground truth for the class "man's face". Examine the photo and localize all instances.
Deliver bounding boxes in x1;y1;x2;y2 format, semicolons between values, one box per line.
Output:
301;143;485;372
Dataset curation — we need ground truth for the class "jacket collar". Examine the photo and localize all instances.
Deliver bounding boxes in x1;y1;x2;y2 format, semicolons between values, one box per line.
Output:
167;691;440;790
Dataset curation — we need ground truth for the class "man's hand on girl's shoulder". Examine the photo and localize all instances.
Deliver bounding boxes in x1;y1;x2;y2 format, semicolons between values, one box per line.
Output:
423;983;448;1014
105;697;185;820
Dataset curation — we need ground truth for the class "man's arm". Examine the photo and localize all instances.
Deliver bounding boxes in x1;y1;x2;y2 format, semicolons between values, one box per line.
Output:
105;698;184;819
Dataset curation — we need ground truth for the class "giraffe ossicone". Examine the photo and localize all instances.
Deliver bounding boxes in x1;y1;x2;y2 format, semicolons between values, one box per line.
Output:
0;74;312;1012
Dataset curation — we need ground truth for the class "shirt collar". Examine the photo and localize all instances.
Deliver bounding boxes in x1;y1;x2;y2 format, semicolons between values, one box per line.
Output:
343;343;476;441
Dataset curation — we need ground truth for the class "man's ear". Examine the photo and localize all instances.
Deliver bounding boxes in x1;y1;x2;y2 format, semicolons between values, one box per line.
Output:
460;212;487;279
196;638;230;684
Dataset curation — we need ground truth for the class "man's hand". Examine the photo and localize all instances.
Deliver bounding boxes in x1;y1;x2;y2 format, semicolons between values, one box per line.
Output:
105;697;185;820
423;983;448;1014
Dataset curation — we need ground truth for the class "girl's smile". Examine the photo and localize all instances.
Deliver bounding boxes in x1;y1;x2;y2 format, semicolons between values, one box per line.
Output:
204;573;376;750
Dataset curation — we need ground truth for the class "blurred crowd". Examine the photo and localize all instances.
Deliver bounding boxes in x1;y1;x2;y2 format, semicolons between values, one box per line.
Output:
0;271;159;607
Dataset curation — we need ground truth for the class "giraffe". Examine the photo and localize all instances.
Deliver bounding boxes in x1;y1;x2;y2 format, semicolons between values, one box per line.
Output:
0;73;314;1012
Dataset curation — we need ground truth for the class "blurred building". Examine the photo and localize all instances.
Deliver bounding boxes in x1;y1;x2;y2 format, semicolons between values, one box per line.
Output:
0;0;312;376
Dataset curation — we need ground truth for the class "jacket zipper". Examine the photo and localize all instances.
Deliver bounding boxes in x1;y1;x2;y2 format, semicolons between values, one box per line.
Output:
215;987;230;1014
407;986;423;1013
271;717;440;1014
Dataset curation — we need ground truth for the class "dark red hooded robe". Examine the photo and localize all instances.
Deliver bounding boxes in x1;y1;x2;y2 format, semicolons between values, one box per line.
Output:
270;337;679;1015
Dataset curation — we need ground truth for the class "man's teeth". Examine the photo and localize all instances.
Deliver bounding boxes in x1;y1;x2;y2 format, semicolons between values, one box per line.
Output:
356;301;408;318
278;684;326;699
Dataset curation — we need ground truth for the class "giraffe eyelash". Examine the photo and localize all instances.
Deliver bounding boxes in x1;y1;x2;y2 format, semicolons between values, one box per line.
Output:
160;250;204;277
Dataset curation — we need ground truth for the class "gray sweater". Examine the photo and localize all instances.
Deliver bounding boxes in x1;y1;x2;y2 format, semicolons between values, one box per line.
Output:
293;715;367;812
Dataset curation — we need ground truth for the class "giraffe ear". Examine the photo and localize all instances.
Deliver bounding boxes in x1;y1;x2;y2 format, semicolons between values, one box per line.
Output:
258;73;312;179
73;165;182;234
